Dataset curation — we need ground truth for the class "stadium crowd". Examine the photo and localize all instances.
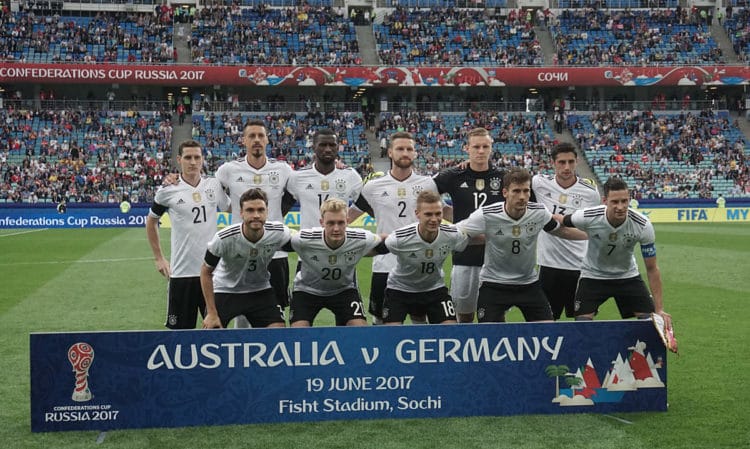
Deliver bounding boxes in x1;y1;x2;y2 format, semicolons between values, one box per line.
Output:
552;8;722;66
189;5;360;65
376;7;544;66
0;9;175;63
574;109;750;198
0;107;174;203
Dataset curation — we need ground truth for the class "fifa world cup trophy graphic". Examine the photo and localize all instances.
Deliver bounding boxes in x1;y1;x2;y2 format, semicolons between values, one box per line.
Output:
68;343;94;402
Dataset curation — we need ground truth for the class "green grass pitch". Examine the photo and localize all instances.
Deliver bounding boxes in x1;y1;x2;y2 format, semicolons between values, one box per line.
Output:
0;223;748;448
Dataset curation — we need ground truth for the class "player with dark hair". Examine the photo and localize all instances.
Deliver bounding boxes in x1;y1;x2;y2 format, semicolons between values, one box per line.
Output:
433;127;506;323
289;198;386;327
532;142;601;319
457;168;586;323
348;131;439;324
201;188;290;329
286;128;363;231
215;120;295;326
146;140;229;329
560;177;671;327
382;190;468;325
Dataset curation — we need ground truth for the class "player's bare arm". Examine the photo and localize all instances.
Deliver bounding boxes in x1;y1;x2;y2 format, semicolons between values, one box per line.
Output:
145;215;170;278
644;255;670;328
200;262;222;329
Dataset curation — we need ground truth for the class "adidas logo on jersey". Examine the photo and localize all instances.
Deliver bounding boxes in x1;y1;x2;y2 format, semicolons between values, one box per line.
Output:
459;182;469;188
236;176;244;182
177;199;185;204
408;253;417;258
381;191;389;197
306;184;314;190
311;256;319;261
545;192;552;197
495;228;504;235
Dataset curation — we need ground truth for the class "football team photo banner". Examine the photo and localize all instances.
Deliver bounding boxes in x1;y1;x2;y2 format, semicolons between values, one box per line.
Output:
30;321;668;432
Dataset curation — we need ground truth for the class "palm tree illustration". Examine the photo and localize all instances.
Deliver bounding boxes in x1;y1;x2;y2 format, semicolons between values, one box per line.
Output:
545;365;570;398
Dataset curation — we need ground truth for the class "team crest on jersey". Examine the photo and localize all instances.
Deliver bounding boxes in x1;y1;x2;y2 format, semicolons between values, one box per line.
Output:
424;249;433;259
250;248;258;257
263;245;276;256
439;244;451;257
344;250;358;264
412;185;424;195
269;172;280;185
397;187;407;198
328;255;337;265
205;189;216;201
559;193;568;204
321;180;330;191
475;179;485;191
335;179;347;192
525;222;537;235
571;195;582;208
609;232;618;242
623;233;636;246
192;192;202;203
512;225;521;237
253;174;262;185
489;178;502;191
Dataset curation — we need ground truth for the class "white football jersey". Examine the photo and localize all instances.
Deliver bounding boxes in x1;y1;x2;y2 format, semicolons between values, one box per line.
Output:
150;176;229;278
205;221;291;293
215;157;293;259
291;228;380;296
533;174;601;270
457;202;558;285
287;165;363;230
385;223;469;293
569;206;656;280
355;171;438;272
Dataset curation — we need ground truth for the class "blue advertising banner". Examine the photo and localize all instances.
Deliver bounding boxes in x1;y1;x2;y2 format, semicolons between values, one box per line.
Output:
30;321;668;432
0;206;150;228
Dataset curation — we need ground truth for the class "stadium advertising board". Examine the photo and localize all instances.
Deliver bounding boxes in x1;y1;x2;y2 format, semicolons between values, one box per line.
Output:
2;63;748;87
31;321;667;432
0;206;150;228
639;207;750;223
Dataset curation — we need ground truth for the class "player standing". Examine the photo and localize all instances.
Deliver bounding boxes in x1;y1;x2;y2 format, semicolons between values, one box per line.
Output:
382;191;468;325
215;120;295;326
456;168;586;322
201;188;290;329
532;142;601;319
289;198;385;327
348;131;439;324
146;140;229;329
286;129;363;231
559;177;671;327
433;127;506;323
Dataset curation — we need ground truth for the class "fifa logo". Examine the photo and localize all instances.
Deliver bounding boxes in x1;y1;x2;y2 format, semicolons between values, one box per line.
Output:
67;343;94;402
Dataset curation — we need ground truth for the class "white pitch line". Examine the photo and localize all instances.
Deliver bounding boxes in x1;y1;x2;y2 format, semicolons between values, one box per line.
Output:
0;257;153;266
603;414;634;425
0;228;48;237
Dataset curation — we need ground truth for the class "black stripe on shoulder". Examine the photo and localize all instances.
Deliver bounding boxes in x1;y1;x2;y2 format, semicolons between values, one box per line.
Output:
300;229;322;238
345;230;366;239
577;178;598;191
484;203;504;214
264;222;285;231
583;207;606;217
395;227;417;238
439;224;458;233
527;203;546;210
628;210;648;227
218;228;241;239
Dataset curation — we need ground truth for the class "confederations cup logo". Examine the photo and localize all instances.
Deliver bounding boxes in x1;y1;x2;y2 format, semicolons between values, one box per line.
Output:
67;343;94;402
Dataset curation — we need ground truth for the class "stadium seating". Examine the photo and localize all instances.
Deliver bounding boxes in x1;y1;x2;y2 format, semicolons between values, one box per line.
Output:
378;111;556;175
191;112;371;176
0;11;174;63
551;9;722;66
375;7;541;66
190;6;360;65
0;108;173;203
571;110;749;198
